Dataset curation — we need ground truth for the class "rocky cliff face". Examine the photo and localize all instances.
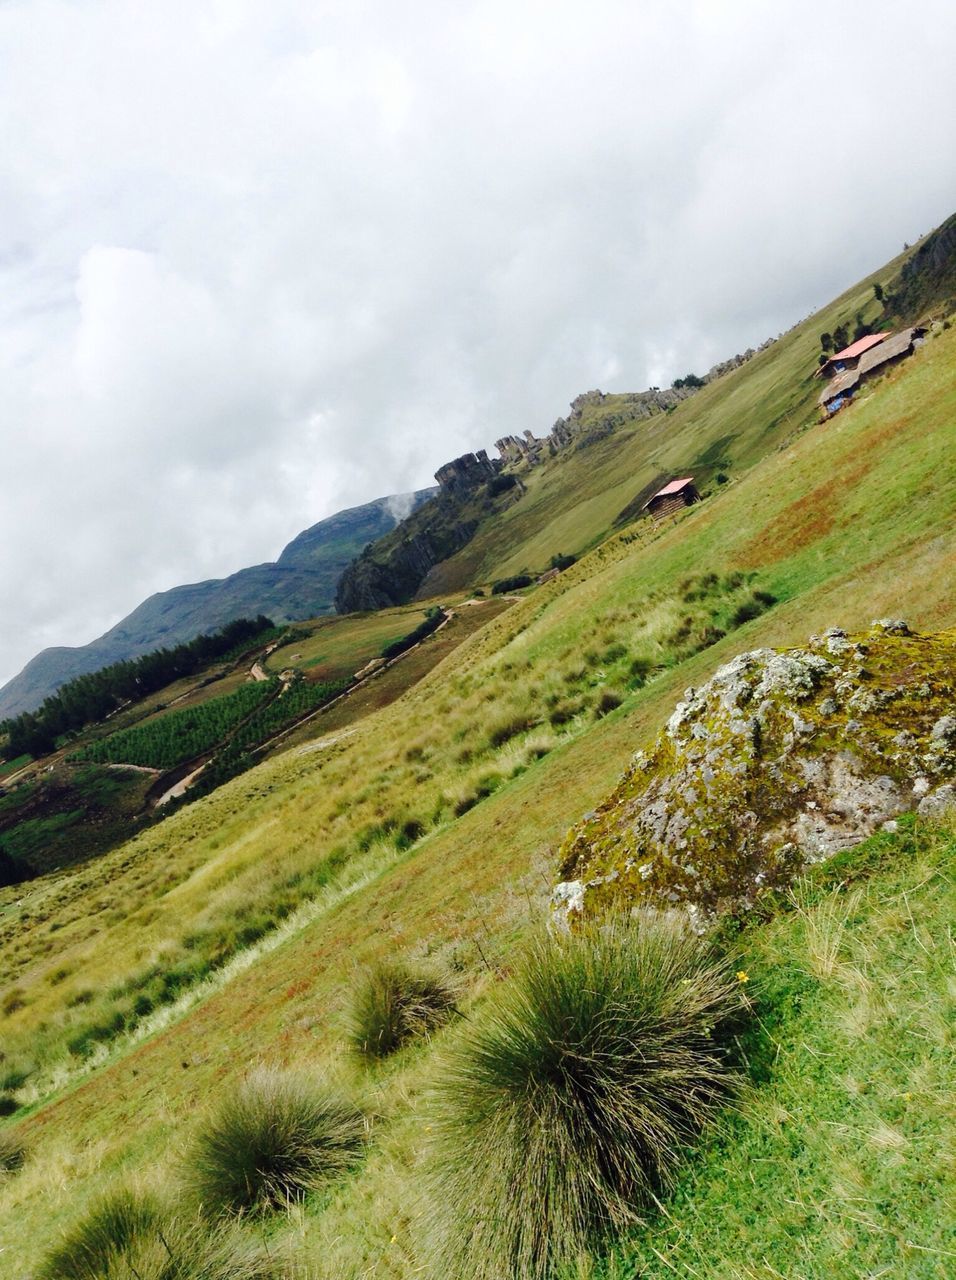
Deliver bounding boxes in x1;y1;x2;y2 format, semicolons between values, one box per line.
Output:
333;500;480;613
335;450;518;613
884;212;956;321
554;622;955;926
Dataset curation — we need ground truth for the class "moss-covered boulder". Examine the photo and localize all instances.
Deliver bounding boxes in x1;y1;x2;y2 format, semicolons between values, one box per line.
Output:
555;622;955;925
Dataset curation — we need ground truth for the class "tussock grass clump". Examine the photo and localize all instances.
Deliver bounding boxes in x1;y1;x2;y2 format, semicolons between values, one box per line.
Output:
349;957;458;1060
37;1187;277;1279
424;917;747;1279
487;711;538;749
595;687;624;716
187;1068;365;1215
0;1129;26;1173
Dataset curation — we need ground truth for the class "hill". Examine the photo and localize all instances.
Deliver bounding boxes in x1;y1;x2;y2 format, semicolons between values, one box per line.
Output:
0;597;499;884
336;225;955;613
0;488;436;719
0;227;954;1278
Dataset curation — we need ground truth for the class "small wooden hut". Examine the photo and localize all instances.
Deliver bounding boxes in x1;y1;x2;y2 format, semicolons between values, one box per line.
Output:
642;477;700;520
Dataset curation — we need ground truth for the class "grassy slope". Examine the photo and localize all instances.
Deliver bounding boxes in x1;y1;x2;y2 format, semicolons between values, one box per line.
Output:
603;818;956;1280
0;604;455;881
419;251;900;595
0;323;953;1274
262;604;433;681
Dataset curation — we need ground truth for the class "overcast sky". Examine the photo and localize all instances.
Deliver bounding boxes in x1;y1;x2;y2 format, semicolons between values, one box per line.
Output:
1;0;954;687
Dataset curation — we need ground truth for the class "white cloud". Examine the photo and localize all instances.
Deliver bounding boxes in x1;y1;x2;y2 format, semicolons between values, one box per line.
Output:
0;0;954;685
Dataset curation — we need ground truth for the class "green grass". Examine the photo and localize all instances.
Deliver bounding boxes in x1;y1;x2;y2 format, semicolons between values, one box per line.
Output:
596;817;956;1279
263;603;435;681
36;1187;279;1280
348;957;458;1060
186;1069;366;1215
0;287;951;1273
423;917;746;1280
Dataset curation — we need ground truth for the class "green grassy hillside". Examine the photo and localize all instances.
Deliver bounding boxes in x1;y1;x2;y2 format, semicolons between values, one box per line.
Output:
0;489;436;720
0;601;470;885
418;248;904;597
0;291;952;1276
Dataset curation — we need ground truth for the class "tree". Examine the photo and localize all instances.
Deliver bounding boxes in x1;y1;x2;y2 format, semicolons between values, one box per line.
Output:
873;282;885;303
819;332;833;352
832;323;849;351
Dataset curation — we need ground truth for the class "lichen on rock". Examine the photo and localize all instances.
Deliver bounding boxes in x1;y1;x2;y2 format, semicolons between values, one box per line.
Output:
554;624;955;926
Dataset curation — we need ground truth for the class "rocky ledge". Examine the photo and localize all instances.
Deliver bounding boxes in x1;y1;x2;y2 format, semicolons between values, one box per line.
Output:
554;622;955;926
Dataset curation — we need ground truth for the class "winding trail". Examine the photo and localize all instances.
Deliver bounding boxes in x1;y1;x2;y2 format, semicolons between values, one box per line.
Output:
155;763;208;808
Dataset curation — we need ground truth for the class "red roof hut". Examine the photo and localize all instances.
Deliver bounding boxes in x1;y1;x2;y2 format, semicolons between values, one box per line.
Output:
642;476;701;520
815;332;890;379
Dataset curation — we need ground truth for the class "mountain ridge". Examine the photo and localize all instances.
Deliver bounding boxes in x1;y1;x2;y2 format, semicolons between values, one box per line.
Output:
0;488;436;719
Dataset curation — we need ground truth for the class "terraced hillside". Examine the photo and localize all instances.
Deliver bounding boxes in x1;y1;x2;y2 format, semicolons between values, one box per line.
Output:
0;291;953;1278
0;600;486;885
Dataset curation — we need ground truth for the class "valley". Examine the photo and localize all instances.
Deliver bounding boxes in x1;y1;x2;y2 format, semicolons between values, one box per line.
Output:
0;229;954;1279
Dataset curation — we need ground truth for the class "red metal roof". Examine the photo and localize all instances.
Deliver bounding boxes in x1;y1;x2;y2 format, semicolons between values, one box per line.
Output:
651;476;696;498
830;332;891;361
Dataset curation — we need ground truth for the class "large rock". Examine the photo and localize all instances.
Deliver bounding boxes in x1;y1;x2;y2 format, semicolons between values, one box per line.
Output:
555;623;956;925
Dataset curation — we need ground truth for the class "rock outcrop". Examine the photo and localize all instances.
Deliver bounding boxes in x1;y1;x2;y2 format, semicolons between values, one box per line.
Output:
334;506;480;613
434;450;502;495
555;623;956;926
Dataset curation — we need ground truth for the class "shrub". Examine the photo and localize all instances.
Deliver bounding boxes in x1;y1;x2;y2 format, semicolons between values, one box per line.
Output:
595;688;624;717
0;1065;30;1091
424;917;746;1279
548;698;584;726
187;1069;365;1215
379;608;445;661
487;712;537;748
626;656;654;688
550;553;576;571
730;590;777;628
0;1095;18;1118
349;958;457;1060
452;771;503;817
37;1188;277;1280
0;1129;26;1173
492;575;533;595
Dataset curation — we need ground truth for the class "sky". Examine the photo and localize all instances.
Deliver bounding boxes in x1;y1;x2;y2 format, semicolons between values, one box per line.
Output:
1;0;954;688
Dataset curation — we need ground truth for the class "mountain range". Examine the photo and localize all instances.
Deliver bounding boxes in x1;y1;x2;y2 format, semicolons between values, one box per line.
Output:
0;488;436;719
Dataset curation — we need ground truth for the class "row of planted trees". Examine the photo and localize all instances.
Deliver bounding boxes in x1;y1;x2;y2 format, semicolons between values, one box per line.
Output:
1;616;278;760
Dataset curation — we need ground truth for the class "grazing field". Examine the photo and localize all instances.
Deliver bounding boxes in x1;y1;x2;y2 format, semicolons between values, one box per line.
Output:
419;246;905;597
263;603;438;681
0;315;953;1275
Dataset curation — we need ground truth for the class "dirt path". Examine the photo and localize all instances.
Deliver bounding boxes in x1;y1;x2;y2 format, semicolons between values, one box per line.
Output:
155;763;207;808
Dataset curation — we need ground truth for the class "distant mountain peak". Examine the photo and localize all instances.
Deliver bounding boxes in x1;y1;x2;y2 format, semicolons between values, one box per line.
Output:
0;488;436;719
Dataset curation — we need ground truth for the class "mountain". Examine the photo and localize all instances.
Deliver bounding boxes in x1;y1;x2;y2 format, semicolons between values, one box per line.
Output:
2;217;955;1279
0;488;436;719
335;220;956;616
